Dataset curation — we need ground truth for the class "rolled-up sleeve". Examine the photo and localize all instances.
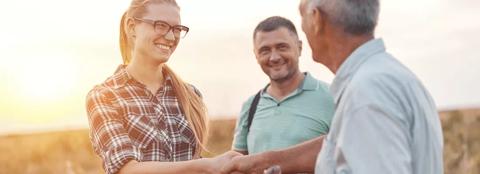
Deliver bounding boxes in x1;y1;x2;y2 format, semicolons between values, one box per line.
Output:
86;88;139;174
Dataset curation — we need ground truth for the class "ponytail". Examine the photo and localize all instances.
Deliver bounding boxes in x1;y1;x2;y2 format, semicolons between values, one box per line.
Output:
120;12;131;64
163;65;209;156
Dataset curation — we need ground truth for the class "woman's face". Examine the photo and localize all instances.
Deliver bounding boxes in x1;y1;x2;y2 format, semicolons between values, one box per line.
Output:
131;3;181;64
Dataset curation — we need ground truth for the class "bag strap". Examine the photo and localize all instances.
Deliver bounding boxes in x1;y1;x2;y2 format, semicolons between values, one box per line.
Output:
247;90;262;133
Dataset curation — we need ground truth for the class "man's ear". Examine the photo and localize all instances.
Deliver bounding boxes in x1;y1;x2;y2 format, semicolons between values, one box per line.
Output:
311;7;325;34
253;38;261;61
298;40;303;56
126;17;136;38
253;47;262;63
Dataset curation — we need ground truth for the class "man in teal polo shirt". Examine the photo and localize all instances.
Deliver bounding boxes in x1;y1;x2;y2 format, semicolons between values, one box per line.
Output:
232;16;335;155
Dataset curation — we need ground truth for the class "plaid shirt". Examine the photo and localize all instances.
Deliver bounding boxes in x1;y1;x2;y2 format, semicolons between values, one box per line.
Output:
86;66;199;174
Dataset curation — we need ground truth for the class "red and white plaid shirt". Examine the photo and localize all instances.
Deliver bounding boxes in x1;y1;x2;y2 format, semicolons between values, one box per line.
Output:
86;66;199;174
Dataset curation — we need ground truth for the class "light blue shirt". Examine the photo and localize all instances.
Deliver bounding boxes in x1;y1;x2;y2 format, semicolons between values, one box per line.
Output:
233;72;335;154
315;39;443;174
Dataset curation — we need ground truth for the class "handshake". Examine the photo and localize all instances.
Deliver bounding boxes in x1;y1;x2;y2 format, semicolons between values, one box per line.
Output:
201;151;282;174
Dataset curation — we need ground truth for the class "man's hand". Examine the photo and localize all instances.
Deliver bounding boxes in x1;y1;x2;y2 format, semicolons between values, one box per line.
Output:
203;151;244;174
220;153;272;174
264;165;281;174
220;136;324;174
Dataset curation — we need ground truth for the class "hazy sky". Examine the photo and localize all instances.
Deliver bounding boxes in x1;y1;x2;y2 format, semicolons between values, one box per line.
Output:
0;0;479;133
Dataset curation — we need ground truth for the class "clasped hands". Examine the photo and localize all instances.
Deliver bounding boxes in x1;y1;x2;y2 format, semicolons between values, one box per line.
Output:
202;151;281;174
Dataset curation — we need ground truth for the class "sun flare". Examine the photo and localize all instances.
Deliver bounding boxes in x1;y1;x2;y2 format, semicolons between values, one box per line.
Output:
11;55;79;103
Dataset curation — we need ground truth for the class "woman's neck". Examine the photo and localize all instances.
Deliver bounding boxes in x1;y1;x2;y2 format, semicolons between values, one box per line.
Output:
126;57;165;94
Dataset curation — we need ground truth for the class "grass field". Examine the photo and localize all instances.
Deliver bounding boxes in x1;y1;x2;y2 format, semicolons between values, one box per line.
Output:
0;109;479;174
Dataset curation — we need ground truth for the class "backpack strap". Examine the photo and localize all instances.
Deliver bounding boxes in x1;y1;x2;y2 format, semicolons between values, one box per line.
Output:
246;90;262;133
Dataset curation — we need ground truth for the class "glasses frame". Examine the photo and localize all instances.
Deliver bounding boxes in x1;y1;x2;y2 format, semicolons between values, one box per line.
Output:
133;17;190;39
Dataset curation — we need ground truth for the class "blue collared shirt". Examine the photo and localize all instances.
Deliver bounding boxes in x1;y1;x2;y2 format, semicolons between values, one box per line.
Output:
315;39;443;174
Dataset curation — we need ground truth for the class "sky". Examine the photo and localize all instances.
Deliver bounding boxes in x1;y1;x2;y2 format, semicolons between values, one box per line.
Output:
0;0;479;133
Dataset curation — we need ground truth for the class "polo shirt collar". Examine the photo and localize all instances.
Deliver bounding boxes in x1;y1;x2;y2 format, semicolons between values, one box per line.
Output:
300;72;318;91
261;72;316;97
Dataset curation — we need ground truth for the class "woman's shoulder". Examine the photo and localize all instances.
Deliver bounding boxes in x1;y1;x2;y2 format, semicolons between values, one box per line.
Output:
186;83;202;98
86;74;125;101
86;84;117;105
87;66;131;97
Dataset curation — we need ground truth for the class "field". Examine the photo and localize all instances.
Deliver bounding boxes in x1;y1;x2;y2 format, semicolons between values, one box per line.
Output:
0;109;478;174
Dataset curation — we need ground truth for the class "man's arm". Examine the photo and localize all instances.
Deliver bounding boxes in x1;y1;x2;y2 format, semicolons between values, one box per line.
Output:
234;150;248;155
222;135;324;174
231;97;257;155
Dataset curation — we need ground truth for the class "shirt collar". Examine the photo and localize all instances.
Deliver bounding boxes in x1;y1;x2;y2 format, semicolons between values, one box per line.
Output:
108;64;172;89
300;72;318;91
330;38;386;104
107;65;132;89
261;72;317;96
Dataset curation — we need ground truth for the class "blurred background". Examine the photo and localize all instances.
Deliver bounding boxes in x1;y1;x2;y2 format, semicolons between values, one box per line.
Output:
0;0;479;173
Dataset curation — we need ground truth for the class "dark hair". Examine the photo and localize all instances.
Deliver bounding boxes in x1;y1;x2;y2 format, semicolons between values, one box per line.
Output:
253;16;298;39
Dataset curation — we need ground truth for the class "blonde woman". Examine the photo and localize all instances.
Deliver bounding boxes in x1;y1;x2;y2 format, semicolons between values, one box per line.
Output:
86;0;240;173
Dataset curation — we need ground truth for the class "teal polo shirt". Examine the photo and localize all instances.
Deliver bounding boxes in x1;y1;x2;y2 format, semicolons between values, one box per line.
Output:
233;72;335;154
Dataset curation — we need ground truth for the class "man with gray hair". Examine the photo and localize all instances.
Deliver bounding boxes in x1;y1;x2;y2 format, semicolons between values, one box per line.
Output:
300;0;443;173
221;0;443;173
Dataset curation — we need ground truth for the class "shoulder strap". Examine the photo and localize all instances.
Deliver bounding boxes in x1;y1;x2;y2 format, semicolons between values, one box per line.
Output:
247;90;262;132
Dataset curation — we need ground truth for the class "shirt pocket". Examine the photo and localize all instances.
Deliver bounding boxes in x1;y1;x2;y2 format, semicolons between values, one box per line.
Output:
125;113;174;161
125;113;155;146
172;114;196;145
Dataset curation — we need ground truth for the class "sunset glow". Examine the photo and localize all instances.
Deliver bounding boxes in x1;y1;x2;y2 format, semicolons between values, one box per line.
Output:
12;56;78;103
0;0;479;133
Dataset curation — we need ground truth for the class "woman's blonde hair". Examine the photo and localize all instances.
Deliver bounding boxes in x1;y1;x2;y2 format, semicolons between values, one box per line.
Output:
119;0;208;156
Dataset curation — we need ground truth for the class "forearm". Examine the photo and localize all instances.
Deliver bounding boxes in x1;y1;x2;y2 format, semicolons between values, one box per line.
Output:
262;136;324;173
233;149;248;155
118;159;208;174
119;151;242;174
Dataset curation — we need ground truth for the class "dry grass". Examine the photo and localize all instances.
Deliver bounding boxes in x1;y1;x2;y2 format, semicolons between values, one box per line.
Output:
0;119;236;174
0;130;102;174
0;110;479;174
441;108;480;174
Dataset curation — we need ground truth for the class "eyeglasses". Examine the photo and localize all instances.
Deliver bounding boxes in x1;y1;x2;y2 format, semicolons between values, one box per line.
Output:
133;17;190;38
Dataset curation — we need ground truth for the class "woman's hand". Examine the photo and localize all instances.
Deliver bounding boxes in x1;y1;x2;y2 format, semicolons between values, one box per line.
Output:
202;151;243;174
220;152;271;174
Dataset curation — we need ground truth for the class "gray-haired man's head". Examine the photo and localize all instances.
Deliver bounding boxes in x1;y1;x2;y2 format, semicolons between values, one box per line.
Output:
299;0;379;66
303;0;379;35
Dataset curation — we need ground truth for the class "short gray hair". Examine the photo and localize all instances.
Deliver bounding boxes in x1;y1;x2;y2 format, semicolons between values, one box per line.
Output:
311;0;379;35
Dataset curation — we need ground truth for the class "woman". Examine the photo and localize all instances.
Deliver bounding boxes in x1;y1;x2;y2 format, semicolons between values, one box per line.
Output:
86;0;239;173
